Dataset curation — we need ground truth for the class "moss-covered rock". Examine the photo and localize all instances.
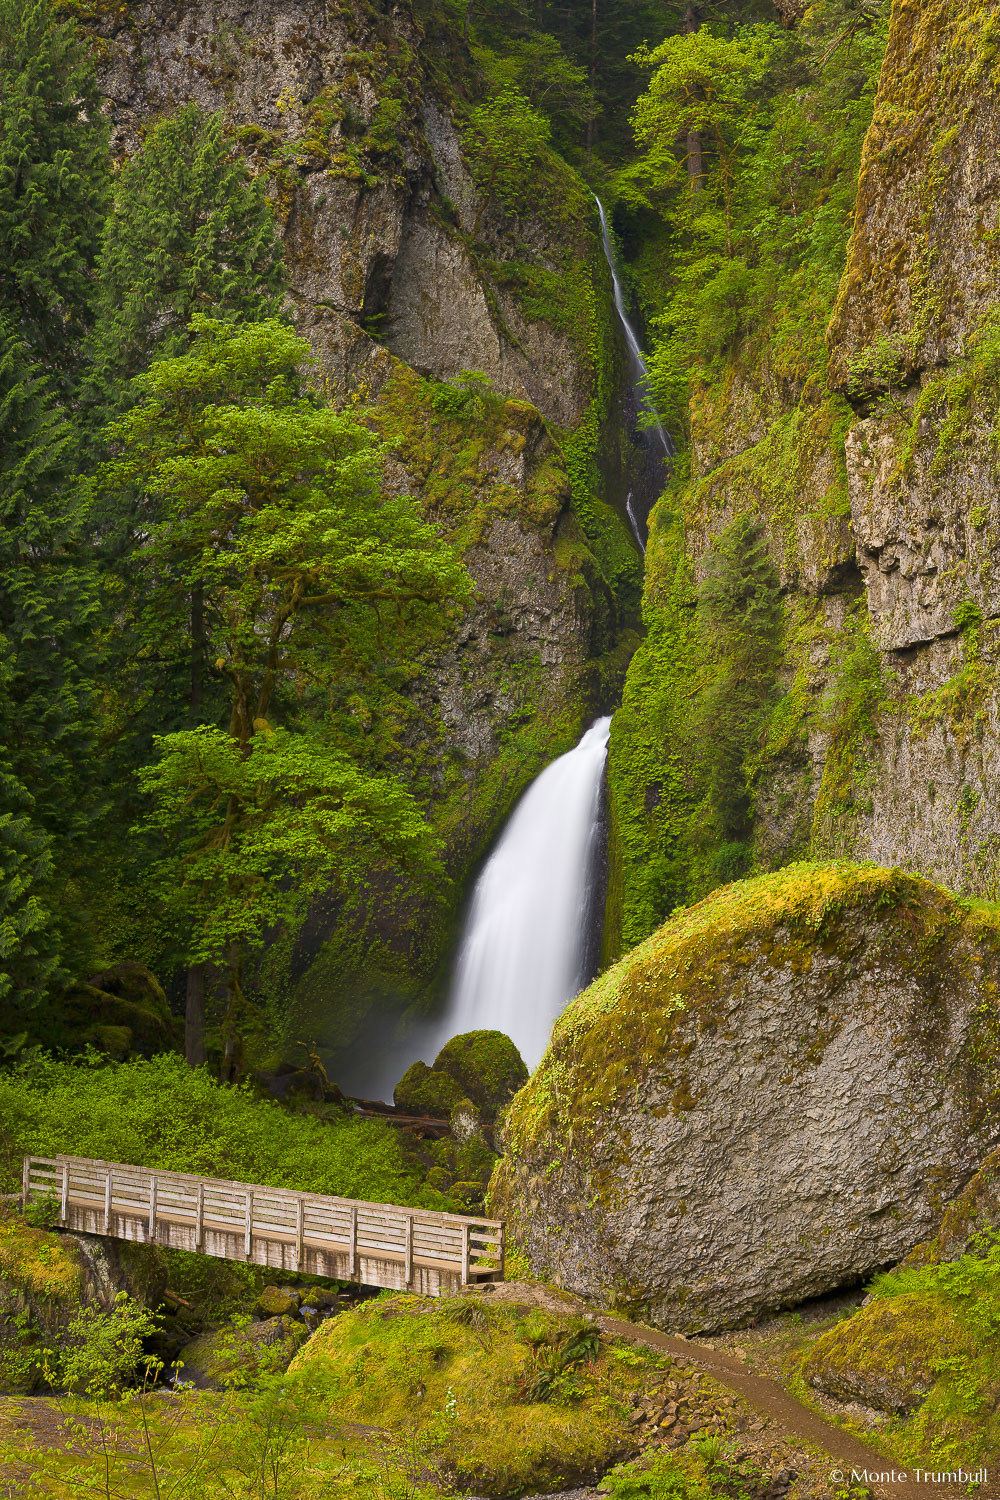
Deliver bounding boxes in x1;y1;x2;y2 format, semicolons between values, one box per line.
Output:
289;1292;658;1495
905;1145;1000;1268
25;963;178;1060
394;1060;466;1118
450;1096;484;1144
492;862;1000;1331
256;1286;300;1319
800;1247;1000;1466
802;1293;965;1415
178;1315;308;1390
433;1030;528;1122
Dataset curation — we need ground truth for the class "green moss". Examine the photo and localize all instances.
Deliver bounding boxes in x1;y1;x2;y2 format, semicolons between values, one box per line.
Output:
801;1247;1000;1468
432;1030;528;1120
498;862;1000;1163
290;1293;660;1496
0;1207;82;1305
394;1060;467;1118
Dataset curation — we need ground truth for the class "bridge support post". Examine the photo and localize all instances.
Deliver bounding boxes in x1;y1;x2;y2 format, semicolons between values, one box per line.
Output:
295;1198;303;1271
349;1205;358;1280
404;1213;413;1289
60;1163;69;1226
195;1183;204;1252
461;1221;470;1287
20;1158;28;1212
244;1190;253;1259
148;1178;157;1241
104;1170;112;1233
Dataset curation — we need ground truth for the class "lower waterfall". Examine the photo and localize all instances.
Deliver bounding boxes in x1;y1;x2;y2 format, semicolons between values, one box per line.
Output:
433;716;612;1071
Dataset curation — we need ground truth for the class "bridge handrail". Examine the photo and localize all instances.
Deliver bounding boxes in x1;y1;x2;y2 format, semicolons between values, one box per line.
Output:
21;1154;504;1288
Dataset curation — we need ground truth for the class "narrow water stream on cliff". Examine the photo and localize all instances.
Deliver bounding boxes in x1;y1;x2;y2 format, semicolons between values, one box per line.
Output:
595;196;673;550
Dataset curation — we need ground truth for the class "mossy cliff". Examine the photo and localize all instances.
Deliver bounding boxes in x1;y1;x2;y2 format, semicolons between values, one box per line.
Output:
606;0;1000;954
491;863;1000;1331
89;0;641;1063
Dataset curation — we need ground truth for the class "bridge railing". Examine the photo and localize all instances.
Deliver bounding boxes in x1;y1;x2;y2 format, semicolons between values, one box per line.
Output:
22;1154;504;1295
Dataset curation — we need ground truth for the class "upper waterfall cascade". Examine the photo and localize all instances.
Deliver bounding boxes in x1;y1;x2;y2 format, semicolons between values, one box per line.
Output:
433;717;612;1072
595;196;673;550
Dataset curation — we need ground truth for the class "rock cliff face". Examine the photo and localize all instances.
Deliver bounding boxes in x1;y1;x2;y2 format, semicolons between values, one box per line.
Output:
94;0;595;422
91;0;640;1051
607;0;1000;955
492;864;1000;1330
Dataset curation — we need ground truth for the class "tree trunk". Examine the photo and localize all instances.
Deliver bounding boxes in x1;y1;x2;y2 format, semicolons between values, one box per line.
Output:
190;583;204;719
684;3;705;197
772;0;806;25
185;963;206;1068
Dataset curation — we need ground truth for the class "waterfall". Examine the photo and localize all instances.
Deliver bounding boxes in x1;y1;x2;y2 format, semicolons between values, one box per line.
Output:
433;717;612;1071
595;197;673;547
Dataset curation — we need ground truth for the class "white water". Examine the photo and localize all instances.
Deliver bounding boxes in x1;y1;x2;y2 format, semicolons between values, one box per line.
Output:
595;197;672;464
432;717;612;1071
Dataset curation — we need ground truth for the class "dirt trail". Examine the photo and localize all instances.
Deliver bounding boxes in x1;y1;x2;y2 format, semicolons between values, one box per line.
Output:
599;1317;979;1500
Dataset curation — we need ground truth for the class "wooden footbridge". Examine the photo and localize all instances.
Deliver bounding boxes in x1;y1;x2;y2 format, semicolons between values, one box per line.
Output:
22;1155;504;1296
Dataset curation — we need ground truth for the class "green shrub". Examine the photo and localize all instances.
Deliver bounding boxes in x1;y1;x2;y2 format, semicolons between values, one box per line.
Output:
0;1052;446;1209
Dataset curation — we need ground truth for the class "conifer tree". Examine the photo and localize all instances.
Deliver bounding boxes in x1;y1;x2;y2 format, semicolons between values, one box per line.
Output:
0;761;59;1026
0;0;109;373
87;104;286;411
0;320;97;860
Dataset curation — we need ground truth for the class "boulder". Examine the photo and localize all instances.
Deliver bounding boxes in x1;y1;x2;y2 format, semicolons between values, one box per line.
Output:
802;1294;968;1415
394;1060;466;1118
176;1315;307;1389
256;1286;300;1318
491;864;1000;1331
29;962;178;1059
450;1097;485;1145
433;1031;528;1122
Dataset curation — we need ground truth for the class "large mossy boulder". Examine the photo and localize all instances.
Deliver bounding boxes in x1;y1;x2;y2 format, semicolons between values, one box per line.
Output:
491;863;1000;1331
394;1031;528;1123
28;962;179;1060
433;1030;528;1121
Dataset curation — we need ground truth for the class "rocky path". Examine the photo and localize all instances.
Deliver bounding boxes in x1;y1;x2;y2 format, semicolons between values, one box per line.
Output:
600;1317;974;1500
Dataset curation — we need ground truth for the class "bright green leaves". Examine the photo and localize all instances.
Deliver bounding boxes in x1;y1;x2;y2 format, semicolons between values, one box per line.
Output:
100;316;469;750
94;316;469;994
464;87;553;227
630;28;766;168
137;726;437;964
